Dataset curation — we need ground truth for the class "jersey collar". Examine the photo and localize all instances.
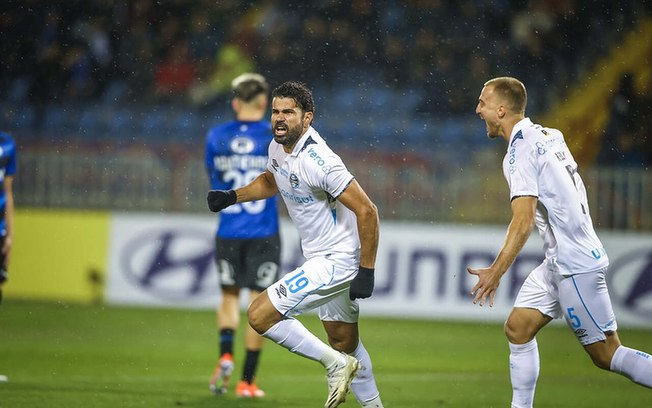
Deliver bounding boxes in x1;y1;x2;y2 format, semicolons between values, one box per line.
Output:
508;117;532;146
290;126;317;157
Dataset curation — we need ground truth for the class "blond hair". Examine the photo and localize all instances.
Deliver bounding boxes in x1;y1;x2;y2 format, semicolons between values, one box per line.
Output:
484;77;527;114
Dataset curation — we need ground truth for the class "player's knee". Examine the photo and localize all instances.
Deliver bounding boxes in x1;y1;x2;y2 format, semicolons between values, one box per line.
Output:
585;341;618;371
246;298;266;334
504;319;533;344
587;347;614;370
327;336;356;354
590;354;612;370
247;293;281;335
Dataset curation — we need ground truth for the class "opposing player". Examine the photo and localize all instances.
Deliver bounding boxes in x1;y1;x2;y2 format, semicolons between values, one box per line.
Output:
0;131;16;305
468;77;652;407
0;131;16;384
205;73;280;397
207;81;385;408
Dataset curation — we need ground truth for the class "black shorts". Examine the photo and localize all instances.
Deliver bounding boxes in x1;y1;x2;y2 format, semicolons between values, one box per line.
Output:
215;234;281;292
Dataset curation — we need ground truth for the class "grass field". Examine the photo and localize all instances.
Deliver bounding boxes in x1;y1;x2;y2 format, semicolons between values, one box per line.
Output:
0;300;650;407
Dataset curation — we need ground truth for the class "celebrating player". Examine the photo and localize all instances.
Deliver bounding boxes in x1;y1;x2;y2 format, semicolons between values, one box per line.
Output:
207;81;384;408
205;73;280;397
468;77;652;407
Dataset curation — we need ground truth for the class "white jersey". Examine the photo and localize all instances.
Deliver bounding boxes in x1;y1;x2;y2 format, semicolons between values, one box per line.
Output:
504;118;608;275
267;127;359;259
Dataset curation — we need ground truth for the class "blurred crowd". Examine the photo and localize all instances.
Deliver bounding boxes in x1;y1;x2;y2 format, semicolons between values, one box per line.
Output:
1;0;647;118
598;72;652;167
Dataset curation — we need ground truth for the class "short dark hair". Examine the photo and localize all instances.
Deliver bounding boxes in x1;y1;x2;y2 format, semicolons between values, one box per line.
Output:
272;81;315;114
232;73;269;102
484;77;527;114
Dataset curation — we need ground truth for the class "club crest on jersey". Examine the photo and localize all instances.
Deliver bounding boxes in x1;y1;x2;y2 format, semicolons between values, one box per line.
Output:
230;136;255;154
289;172;300;189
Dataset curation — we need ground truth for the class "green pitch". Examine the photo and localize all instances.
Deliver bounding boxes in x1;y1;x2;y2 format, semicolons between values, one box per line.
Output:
1;301;650;407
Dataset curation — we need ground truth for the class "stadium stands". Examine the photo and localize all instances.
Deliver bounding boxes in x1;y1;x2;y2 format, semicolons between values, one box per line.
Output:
1;1;651;228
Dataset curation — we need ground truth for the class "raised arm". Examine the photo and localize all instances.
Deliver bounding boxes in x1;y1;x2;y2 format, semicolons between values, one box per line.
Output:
467;195;537;306
234;169;278;203
207;169;278;212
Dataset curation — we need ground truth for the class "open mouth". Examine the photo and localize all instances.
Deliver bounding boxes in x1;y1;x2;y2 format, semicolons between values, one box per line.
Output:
274;123;288;136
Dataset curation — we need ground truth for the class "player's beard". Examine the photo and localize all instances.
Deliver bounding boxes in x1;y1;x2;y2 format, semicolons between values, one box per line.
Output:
274;122;303;149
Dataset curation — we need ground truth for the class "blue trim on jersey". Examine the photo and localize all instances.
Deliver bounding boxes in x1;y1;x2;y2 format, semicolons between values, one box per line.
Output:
571;275;602;331
511;130;524;146
299;135;317;153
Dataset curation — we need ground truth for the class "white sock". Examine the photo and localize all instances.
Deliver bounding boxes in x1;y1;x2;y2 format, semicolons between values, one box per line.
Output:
350;340;383;407
509;339;539;408
610;345;652;388
360;395;384;407
262;318;344;371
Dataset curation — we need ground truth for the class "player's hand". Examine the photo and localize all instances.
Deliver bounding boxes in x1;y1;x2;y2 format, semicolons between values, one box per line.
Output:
349;266;374;300
207;189;237;212
467;266;502;307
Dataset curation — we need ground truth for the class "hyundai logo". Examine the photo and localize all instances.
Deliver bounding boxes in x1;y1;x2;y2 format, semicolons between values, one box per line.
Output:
121;228;217;300
606;248;652;321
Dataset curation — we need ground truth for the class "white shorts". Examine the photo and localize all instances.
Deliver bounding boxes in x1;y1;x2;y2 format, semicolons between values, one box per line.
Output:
267;252;360;323
514;263;617;345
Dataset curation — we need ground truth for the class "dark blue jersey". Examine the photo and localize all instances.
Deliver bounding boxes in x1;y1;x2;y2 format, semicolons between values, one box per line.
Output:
205;120;278;239
0;133;16;236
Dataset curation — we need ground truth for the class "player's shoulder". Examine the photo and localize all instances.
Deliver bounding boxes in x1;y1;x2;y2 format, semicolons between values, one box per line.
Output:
521;121;562;139
0;132;16;153
206;120;236;140
300;140;348;181
299;132;339;158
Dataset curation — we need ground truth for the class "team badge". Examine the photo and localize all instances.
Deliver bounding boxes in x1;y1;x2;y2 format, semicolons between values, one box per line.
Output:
289;172;300;189
230;136;254;154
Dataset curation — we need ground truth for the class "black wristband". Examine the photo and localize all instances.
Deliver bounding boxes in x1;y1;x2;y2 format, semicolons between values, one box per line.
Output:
358;266;374;275
225;189;237;206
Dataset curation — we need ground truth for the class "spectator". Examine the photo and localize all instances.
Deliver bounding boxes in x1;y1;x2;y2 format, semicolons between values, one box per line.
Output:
598;73;648;167
153;39;197;103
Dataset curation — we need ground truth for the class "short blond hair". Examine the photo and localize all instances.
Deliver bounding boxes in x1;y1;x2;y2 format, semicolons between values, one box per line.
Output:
232;73;269;102
484;77;527;114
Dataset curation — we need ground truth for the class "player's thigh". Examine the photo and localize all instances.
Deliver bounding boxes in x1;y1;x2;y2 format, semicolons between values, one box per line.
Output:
513;262;562;319
558;269;617;346
508;263;559;341
267;255;355;318
243;235;281;291
318;289;359;324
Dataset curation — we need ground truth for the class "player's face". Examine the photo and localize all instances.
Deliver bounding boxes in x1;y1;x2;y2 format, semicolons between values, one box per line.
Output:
476;85;502;139
271;97;312;152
